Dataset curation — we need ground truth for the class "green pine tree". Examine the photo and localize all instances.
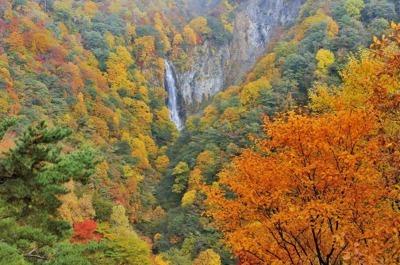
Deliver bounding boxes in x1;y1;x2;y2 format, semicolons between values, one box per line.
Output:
0;120;97;264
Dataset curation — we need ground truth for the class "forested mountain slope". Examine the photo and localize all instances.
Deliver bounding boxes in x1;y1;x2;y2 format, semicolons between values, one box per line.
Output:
0;0;399;264
157;0;400;264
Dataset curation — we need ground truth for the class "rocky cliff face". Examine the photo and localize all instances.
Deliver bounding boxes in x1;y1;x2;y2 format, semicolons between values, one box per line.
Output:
173;0;305;114
182;0;221;17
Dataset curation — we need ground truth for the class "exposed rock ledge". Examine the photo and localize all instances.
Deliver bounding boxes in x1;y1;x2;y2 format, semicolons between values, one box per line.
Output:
173;0;305;114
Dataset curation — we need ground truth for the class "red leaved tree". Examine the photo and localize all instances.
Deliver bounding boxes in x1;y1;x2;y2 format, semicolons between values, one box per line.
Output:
71;219;102;244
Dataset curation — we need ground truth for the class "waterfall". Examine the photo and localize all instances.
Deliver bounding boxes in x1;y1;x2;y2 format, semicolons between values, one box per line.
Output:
164;60;183;130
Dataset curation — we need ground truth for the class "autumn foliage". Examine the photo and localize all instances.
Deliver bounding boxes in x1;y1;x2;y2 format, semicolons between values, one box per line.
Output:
71;220;103;244
205;23;400;265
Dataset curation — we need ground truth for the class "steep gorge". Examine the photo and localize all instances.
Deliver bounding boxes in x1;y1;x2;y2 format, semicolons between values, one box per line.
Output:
2;0;400;264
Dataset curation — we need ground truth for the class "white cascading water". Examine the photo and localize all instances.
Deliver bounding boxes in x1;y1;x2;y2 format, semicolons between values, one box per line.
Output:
164;60;183;130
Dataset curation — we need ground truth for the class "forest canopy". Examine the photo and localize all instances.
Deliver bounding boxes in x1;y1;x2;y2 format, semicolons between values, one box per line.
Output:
0;0;399;264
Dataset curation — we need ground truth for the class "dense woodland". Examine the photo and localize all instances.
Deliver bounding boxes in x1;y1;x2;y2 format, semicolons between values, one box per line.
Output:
0;0;399;264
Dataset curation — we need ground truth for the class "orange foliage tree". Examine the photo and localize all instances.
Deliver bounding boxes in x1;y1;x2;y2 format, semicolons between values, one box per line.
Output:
206;110;399;264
